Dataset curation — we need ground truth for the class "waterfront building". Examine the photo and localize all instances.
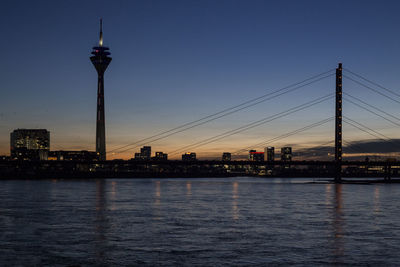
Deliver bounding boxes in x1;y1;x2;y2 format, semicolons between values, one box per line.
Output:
134;146;152;160
154;152;168;160
90;19;112;161
281;147;292;161
140;146;151;160
48;150;98;161
249;150;256;160
265;147;275;162
10;129;50;160
249;150;264;161
182;152;196;161
222;152;231;161
0;156;10;161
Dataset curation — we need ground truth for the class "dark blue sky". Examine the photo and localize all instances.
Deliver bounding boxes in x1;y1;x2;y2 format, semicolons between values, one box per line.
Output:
1;0;400;159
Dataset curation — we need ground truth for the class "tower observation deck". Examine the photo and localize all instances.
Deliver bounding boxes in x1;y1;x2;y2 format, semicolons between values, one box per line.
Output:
90;19;112;161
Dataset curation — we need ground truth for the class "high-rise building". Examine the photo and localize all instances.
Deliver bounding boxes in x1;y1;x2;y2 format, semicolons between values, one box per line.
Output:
10;129;50;160
154;152;168;161
90;19;112;161
249;150;256;160
222;152;231;161
249;150;264;161
281;147;292;162
134;146;152;160
140;146;151;160
182;152;196;161
265;147;275;162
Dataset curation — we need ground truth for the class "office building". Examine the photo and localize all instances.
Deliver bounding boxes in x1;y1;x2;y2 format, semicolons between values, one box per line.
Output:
281;147;292;162
48;150;98;161
134;146;152;160
10;129;50;160
249;150;264;161
222;152;231;161
182;152;196;161
154;152;168;160
140;146;151;160
265;147;275;162
90;19;112;161
249;150;256;160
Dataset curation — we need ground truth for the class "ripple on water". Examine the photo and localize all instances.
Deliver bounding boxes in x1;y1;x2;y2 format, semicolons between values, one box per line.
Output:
0;177;400;265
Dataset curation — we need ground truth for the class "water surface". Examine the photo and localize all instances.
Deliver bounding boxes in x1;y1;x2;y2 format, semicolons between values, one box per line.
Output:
1;177;399;266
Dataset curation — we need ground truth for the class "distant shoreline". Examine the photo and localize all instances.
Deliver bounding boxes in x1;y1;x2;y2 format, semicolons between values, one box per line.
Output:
1;160;399;182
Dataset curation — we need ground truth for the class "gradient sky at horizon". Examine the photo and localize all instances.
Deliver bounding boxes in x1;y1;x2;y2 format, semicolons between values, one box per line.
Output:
1;0;400;159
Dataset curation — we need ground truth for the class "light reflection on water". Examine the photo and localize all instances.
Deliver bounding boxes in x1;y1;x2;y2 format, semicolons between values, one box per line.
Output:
153;180;162;220
374;186;380;213
1;177;400;265
333;184;344;259
95;180;108;263
186;181;192;197
232;181;239;220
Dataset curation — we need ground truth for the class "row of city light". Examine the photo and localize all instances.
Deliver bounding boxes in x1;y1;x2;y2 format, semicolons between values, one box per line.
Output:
7;129;295;162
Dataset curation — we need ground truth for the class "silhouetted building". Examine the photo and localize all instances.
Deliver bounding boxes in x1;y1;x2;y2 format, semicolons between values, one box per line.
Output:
281;147;292;161
48;150;98;161
265;147;275;162
10;129;50;160
182;152;196;161
91;19;112;161
249;150;256;160
0;156;10;161
153;152;168;161
134;146;152;160
222;152;231;161
249;150;264;161
141;146;151;159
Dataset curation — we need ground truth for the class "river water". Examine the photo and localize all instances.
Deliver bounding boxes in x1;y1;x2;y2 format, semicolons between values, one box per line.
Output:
0;177;399;266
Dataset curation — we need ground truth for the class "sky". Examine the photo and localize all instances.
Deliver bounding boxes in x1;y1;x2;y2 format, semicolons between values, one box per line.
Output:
1;0;400;159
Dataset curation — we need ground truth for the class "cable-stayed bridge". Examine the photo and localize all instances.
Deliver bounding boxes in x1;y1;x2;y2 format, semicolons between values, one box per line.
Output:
102;63;400;182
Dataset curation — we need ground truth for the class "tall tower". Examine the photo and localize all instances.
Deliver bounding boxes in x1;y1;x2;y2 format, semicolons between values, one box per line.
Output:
335;63;343;182
90;19;112;161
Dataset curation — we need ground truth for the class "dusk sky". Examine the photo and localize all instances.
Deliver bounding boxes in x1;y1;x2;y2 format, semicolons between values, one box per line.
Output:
1;0;400;159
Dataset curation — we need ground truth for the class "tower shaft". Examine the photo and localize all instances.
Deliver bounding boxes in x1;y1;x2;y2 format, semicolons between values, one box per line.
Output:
335;63;343;182
96;73;106;160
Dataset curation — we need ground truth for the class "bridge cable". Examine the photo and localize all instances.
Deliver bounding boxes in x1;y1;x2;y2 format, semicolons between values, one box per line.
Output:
342;117;400;149
343;98;400;128
344;93;400;122
168;94;334;156
344;116;395;140
109;70;335;154
342;120;399;156
292;140;334;160
234;117;334;155
343;75;400;105
233;117;334;155
111;71;334;154
344;68;400;98
315;140;335;147
342;140;366;155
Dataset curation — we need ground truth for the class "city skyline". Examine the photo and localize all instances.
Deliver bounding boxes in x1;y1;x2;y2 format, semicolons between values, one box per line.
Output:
1;1;400;159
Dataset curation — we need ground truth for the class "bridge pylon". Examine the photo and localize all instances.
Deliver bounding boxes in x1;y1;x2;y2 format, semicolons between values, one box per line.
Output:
335;63;343;182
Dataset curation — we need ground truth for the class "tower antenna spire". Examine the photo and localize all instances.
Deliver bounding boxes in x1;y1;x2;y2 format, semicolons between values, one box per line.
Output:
99;18;103;47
